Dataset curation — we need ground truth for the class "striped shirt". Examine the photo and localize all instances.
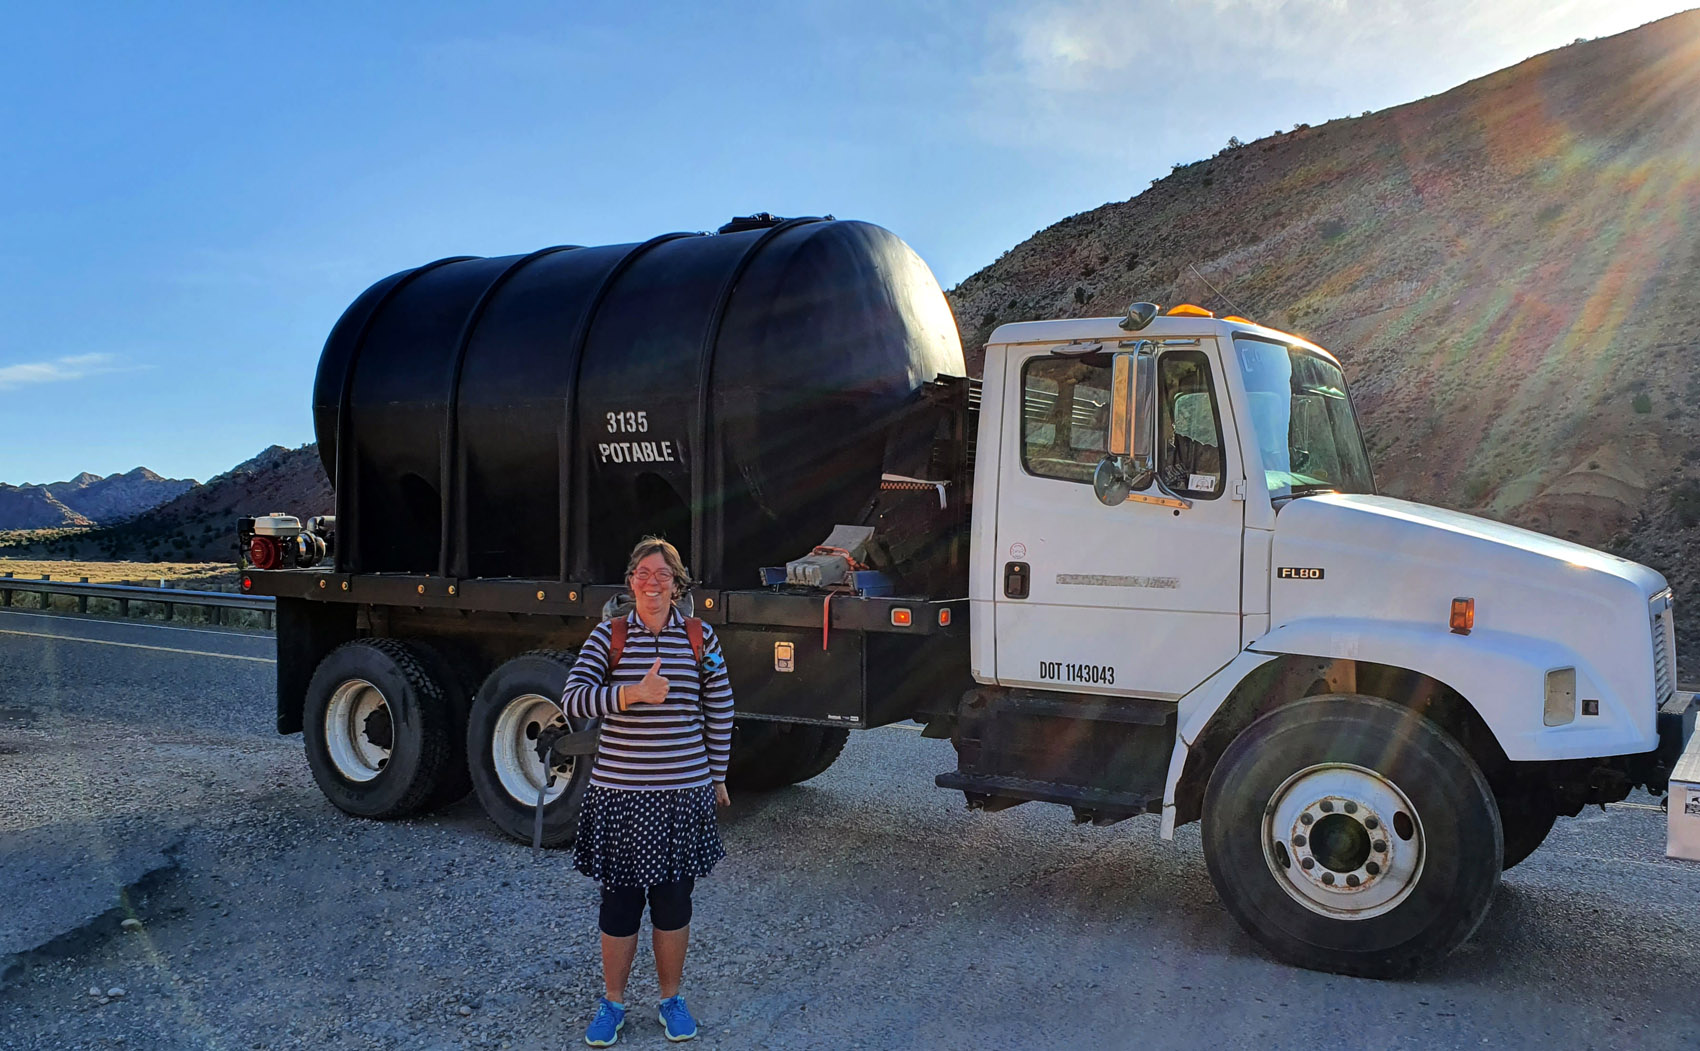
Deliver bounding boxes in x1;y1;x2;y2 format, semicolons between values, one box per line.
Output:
561;607;734;790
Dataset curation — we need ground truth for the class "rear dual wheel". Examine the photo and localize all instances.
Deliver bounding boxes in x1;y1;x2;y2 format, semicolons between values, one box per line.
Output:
303;638;460;819
1202;695;1503;978
465;650;592;847
725;719;849;790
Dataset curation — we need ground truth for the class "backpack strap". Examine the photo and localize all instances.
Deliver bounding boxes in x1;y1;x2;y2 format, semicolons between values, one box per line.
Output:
684;617;705;663
608;617;629;669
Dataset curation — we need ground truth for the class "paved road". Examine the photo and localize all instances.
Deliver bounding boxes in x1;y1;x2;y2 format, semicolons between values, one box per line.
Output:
1;607;1697;1050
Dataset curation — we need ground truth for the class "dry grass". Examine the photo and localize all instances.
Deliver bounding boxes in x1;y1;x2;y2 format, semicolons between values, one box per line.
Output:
0;559;240;588
0;559;265;631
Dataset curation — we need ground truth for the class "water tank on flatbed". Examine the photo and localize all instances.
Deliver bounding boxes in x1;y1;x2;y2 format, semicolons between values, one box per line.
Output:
311;216;966;589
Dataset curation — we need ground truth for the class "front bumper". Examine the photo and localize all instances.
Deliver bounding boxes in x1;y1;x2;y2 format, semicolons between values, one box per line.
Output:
1645;690;1699;794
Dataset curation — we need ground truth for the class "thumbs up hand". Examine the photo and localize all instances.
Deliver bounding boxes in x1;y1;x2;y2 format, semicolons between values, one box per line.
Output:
622;658;671;707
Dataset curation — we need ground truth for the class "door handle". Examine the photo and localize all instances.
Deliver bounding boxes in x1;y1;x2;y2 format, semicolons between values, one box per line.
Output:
1003;561;1030;599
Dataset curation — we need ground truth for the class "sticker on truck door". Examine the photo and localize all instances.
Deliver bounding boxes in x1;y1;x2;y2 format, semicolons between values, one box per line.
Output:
1039;661;1116;685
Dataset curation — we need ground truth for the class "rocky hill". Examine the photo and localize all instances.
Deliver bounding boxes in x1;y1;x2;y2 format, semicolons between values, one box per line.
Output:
946;11;1700;660
0;468;195;529
0;486;92;529
0;446;331;563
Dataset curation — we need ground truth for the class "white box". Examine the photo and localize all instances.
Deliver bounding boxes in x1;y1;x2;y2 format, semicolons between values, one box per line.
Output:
1668;726;1700;862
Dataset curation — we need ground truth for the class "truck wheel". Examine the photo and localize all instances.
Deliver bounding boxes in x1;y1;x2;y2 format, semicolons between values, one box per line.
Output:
466;650;591;847
1499;798;1558;871
408;640;484;811
303;638;458;819
1202;694;1502;978
726;720;850;790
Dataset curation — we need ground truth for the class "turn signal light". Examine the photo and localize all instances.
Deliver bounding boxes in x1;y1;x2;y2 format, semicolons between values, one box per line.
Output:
1450;598;1475;635
891;608;913;627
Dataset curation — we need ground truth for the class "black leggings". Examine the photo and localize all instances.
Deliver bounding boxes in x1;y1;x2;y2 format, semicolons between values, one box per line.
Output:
599;878;694;937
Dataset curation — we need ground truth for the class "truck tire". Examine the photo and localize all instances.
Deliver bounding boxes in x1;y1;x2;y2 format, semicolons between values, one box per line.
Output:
407;640;484;811
1499;797;1558;871
1202;694;1502;978
725;720;850;790
466;650;592;847
303;638;459;819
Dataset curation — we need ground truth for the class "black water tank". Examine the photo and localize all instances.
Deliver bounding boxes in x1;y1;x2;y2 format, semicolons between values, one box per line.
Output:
311;218;964;588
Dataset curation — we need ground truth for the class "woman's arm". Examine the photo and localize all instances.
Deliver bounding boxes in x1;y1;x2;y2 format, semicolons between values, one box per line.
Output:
561;621;625;718
700;625;735;782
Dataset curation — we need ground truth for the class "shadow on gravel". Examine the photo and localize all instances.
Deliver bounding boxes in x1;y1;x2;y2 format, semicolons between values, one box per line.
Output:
0;819;186;989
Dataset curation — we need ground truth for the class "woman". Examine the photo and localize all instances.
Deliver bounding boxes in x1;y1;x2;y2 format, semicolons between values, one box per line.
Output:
561;536;734;1046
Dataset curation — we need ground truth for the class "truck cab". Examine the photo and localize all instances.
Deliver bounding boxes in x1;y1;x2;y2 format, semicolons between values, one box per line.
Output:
941;303;1695;974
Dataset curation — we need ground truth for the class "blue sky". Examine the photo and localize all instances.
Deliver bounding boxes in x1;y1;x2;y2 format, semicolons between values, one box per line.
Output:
1;0;1691;485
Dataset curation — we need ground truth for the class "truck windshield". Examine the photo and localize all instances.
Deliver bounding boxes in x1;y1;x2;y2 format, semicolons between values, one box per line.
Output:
1233;336;1375;499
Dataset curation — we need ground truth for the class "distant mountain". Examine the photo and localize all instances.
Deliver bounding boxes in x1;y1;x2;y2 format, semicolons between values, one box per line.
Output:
46;467;196;523
0;467;196;529
0;485;93;529
0;445;331;562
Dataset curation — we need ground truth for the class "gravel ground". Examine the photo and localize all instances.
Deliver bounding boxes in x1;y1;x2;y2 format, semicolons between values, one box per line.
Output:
2;606;1699;1050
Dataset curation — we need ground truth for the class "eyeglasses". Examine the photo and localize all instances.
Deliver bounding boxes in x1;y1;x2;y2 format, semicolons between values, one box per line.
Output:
632;570;676;584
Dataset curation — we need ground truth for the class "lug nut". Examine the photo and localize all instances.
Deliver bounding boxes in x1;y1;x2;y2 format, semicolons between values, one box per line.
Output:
1346;874;1360;887
1319;800;1334;813
1300;813;1314;826
1301;858;1314;871
1365;861;1380;876
1365;817;1379;830
1373;840;1386;853
1321;872;1335;885
1344;801;1357;814
1293;834;1306;847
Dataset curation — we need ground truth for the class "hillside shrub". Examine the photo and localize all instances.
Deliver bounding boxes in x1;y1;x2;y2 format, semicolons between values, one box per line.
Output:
1672;481;1700;527
1633;392;1652;414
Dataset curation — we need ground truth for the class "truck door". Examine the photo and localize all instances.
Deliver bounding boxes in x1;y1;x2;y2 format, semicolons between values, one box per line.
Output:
993;341;1243;699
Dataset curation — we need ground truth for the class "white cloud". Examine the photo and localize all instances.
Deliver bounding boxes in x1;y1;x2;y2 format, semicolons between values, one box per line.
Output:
0;353;129;390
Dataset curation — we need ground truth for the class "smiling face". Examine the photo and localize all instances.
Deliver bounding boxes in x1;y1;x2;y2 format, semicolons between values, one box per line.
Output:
628;551;675;622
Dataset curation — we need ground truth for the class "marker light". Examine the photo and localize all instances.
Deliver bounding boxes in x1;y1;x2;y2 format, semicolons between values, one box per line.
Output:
891;608;913;627
1166;304;1214;317
938;608;952;627
1222;315;1253;325
1450;598;1475;635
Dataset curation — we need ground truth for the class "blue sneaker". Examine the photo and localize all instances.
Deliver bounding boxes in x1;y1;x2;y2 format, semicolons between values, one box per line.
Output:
658;995;698;1042
585;997;625;1047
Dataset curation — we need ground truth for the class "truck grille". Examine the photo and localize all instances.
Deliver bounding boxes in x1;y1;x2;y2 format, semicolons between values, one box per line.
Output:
1652;598;1677;708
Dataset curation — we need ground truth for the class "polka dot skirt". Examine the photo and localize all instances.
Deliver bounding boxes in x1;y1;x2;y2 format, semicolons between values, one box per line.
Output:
573;784;725;888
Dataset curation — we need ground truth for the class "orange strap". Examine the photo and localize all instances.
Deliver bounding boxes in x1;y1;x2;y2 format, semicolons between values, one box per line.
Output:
608;615;705;667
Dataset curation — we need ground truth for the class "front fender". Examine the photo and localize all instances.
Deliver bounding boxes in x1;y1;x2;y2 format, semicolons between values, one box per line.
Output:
1248;618;1654;760
1158;617;1657;838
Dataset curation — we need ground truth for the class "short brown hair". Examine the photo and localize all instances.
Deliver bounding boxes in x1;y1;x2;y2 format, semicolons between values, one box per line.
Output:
624;536;693;599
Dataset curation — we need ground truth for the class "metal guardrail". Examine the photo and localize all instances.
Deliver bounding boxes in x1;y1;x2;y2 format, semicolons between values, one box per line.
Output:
0;573;275;629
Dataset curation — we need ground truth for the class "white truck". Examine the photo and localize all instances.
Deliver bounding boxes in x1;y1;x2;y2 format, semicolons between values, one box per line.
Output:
243;217;1696;979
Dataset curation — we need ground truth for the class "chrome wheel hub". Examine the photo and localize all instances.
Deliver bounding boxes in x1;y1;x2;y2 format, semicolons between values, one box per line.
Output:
1262;763;1424;919
324;678;391;782
493;693;574;806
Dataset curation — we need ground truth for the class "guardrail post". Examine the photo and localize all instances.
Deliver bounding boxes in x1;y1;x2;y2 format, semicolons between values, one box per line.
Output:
2;570;10;608
39;574;50;612
78;577;89;614
263;609;273;630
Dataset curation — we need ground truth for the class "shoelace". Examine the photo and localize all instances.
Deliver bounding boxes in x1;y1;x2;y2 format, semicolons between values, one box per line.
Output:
594;1002;622;1027
661;997;690;1026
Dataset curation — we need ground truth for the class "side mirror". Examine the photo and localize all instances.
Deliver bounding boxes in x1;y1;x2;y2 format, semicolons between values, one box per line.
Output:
1095;346;1156;506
